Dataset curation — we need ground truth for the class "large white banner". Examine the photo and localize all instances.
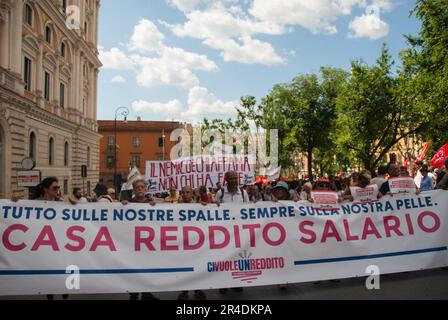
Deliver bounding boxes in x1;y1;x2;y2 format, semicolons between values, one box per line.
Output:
145;155;255;193
1;190;448;296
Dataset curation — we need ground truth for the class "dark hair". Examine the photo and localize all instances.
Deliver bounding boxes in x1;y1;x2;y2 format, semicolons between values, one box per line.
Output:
289;180;299;190
73;188;81;196
377;165;388;176
387;162;398;173
93;183;108;197
31;177;58;200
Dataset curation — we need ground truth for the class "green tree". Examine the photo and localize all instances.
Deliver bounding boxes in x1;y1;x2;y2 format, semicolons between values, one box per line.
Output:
400;0;448;152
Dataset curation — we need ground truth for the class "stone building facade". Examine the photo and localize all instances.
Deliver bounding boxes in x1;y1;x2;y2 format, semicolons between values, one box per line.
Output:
0;0;101;198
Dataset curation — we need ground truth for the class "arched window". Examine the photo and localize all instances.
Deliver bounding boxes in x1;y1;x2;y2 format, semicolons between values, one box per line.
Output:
64;142;69;167
24;4;33;26
29;132;36;160
45;25;52;44
49;138;54;166
61;42;66;57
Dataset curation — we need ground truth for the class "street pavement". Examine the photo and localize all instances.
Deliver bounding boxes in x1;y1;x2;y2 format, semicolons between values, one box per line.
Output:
2;268;448;300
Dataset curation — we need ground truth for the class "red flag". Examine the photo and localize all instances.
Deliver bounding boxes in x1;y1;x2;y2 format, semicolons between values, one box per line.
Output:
404;155;410;168
430;143;448;168
416;142;431;162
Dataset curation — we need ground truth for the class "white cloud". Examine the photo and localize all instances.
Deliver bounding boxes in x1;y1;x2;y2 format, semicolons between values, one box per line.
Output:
348;12;390;39
132;99;184;116
166;0;203;13
100;19;218;89
370;0;395;12
129;19;165;53
111;75;127;83
162;0;395;65
249;0;370;34
99;48;134;70
182;86;240;119
204;36;284;65
162;3;286;65
133;47;218;88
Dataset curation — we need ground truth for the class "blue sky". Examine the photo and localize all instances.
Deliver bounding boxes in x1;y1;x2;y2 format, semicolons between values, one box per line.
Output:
97;0;420;123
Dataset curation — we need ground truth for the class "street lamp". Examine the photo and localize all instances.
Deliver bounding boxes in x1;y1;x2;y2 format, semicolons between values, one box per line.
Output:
162;128;166;161
114;107;129;197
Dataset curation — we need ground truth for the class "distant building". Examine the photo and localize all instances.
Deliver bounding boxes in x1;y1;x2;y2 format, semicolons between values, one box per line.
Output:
98;120;191;188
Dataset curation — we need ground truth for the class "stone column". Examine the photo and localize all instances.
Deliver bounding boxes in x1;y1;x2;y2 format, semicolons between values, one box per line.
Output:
71;46;80;115
10;0;23;75
54;59;60;105
35;38;44;105
0;4;10;69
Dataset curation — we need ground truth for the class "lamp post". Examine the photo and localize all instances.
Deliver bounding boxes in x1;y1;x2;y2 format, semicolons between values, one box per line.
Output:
162;128;166;161
114;107;129;197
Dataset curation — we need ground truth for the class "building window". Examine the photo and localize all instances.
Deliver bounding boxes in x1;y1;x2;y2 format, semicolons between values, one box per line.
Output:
62;0;67;13
131;155;141;168
106;156;114;168
49;138;54;166
24;57;32;91
44;72;51;101
60;83;65;108
45;26;52;44
61;42;66;57
29;132;36;160
390;153;397;164
87;146;91;167
64;142;69;167
107;136;115;147
24;4;33;26
158;137;165;147
132;136;140;148
63;179;68;195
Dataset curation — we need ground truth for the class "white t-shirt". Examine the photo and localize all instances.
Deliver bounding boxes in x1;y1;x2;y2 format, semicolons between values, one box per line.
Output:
77;197;88;204
371;177;387;189
414;170;434;188
216;189;249;204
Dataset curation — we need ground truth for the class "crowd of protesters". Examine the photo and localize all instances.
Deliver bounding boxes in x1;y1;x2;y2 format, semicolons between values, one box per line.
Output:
9;157;448;300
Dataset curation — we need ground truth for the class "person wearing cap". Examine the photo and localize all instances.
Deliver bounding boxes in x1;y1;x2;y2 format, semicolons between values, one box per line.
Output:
272;181;299;201
419;164;434;192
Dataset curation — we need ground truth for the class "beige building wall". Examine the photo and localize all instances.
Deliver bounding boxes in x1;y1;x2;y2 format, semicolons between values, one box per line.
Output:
0;0;101;198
